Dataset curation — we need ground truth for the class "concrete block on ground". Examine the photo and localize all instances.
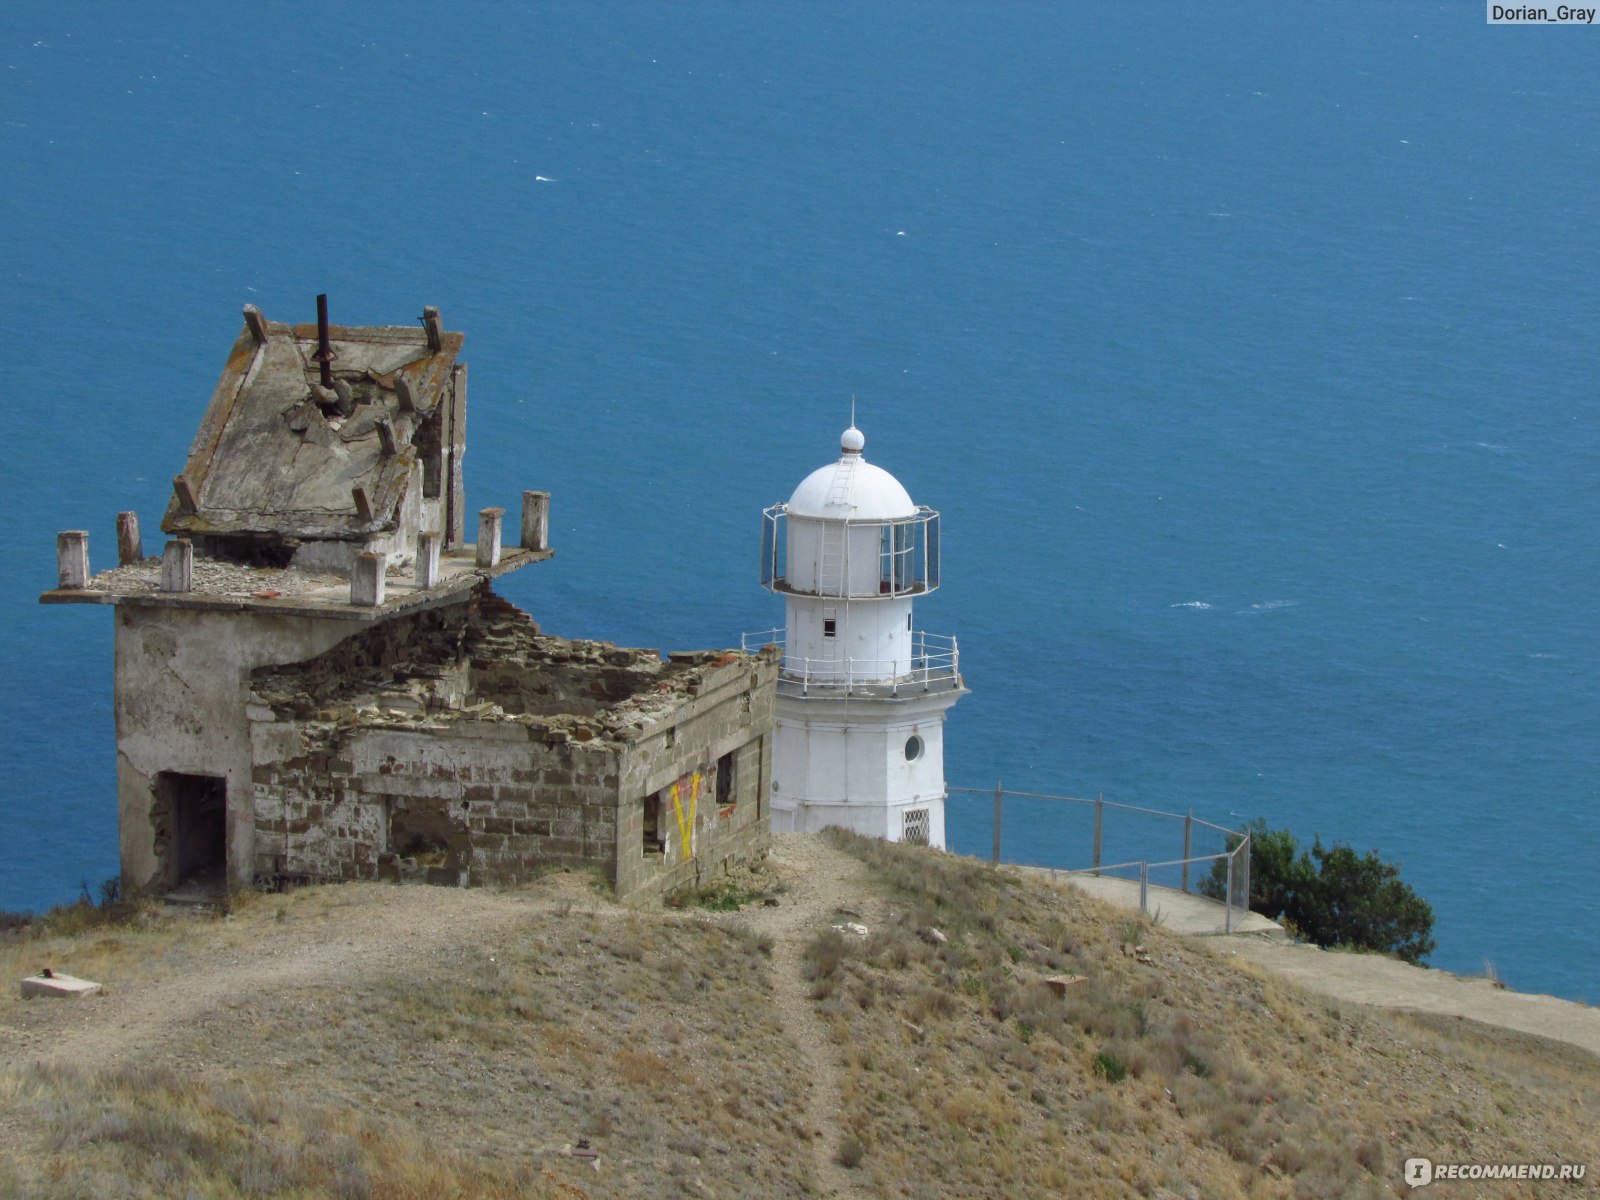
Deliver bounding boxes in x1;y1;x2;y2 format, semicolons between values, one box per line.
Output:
1045;974;1086;997
21;971;103;999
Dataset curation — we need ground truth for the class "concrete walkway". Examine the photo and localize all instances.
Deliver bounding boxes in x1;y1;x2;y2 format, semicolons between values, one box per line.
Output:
1005;864;1283;936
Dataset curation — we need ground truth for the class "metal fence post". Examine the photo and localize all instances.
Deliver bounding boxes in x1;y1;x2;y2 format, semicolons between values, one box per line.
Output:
1092;794;1103;877
1225;850;1235;935
1240;833;1251;928
1182;807;1193;893
1139;861;1148;915
991;780;1002;864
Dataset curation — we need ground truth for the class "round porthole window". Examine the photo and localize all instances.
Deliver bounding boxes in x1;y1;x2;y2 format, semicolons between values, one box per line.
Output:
904;735;924;761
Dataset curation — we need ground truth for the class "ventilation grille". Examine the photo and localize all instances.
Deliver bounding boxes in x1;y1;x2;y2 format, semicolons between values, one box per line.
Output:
902;807;930;846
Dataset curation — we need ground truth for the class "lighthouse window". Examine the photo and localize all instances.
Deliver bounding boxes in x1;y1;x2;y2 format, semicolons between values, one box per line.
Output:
904;735;924;761
880;522;915;595
823;618;836;637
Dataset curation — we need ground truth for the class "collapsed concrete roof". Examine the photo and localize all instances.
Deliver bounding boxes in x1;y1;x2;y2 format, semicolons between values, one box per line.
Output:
43;298;550;617
162;301;464;550
249;587;776;747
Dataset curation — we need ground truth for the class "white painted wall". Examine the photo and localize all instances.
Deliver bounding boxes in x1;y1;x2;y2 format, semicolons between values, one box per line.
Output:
767;689;959;848
784;596;913;684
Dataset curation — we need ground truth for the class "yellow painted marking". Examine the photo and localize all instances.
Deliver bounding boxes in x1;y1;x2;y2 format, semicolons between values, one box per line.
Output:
669;771;701;862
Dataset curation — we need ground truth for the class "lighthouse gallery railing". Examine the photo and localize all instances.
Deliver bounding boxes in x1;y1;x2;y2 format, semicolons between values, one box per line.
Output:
739;628;960;695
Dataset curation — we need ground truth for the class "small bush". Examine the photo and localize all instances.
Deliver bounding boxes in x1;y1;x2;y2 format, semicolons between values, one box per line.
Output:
803;928;853;1000
1093;1051;1128;1083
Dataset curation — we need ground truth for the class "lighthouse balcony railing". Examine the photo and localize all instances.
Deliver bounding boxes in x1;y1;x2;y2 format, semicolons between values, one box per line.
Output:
739;628;961;696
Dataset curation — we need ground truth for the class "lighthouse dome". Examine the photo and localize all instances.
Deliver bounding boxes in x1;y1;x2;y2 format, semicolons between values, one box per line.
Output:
786;427;917;520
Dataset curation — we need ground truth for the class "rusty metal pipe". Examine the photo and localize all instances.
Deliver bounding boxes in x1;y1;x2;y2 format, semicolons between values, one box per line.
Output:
313;293;334;387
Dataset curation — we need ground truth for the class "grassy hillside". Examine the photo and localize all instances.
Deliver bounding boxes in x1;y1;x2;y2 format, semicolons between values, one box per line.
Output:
805;830;1598;1198
0;835;1594;1199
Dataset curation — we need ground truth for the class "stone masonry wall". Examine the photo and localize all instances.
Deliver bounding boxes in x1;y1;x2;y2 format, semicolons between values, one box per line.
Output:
247;644;779;896
250;719;622;887
614;656;778;903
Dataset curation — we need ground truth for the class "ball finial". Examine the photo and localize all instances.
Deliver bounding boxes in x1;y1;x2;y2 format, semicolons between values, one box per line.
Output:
841;426;865;454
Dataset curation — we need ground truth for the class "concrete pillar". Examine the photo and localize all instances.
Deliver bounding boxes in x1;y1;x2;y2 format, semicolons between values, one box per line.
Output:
116;512;143;565
521;491;550;552
476;507;504;568
352;551;386;607
161;539;192;593
56;531;89;588
416;531;441;589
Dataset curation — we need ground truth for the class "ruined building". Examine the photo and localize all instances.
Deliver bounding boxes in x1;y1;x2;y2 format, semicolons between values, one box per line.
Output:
42;300;776;902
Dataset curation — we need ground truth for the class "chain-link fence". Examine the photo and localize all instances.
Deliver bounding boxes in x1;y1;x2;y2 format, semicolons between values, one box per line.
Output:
947;784;1252;933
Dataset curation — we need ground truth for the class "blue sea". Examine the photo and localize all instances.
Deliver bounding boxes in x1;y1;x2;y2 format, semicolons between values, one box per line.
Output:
3;4;1595;1001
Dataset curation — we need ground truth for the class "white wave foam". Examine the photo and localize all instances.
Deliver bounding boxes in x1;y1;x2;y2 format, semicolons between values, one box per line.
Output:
1170;601;1212;610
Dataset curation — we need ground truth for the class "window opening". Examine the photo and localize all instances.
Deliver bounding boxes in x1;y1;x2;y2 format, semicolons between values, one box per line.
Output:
716;750;735;810
643;793;665;855
903;808;930;846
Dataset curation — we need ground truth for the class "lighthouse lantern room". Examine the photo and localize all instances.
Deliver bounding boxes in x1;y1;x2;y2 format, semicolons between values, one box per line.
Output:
744;426;966;848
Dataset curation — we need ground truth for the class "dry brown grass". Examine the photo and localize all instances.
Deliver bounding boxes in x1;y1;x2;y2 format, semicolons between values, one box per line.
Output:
3;843;1596;1199
810;827;1600;1199
0;882;813;1200
0;1060;549;1199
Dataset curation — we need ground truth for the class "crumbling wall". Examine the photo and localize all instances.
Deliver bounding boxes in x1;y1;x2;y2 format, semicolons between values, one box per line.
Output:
115;606;360;897
250;719;618;887
613;654;778;903
245;592;779;897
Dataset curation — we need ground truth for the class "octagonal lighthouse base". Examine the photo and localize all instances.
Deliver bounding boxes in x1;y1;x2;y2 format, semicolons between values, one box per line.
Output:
767;684;962;848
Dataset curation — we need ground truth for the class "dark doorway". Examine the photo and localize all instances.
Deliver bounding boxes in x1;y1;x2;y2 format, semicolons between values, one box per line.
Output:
154;772;227;893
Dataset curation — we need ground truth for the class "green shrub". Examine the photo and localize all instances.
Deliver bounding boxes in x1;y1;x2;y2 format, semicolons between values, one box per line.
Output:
1202;820;1435;964
1093;1051;1128;1083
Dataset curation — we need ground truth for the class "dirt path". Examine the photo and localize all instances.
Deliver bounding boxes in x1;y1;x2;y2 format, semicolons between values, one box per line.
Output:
0;876;607;1075
735;833;877;1200
1214;933;1600;1059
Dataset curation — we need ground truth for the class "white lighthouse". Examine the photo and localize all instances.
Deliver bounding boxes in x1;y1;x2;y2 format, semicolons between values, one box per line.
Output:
745;426;966;847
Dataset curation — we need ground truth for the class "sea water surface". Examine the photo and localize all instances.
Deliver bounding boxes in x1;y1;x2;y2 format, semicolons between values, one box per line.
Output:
2;3;1596;1000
